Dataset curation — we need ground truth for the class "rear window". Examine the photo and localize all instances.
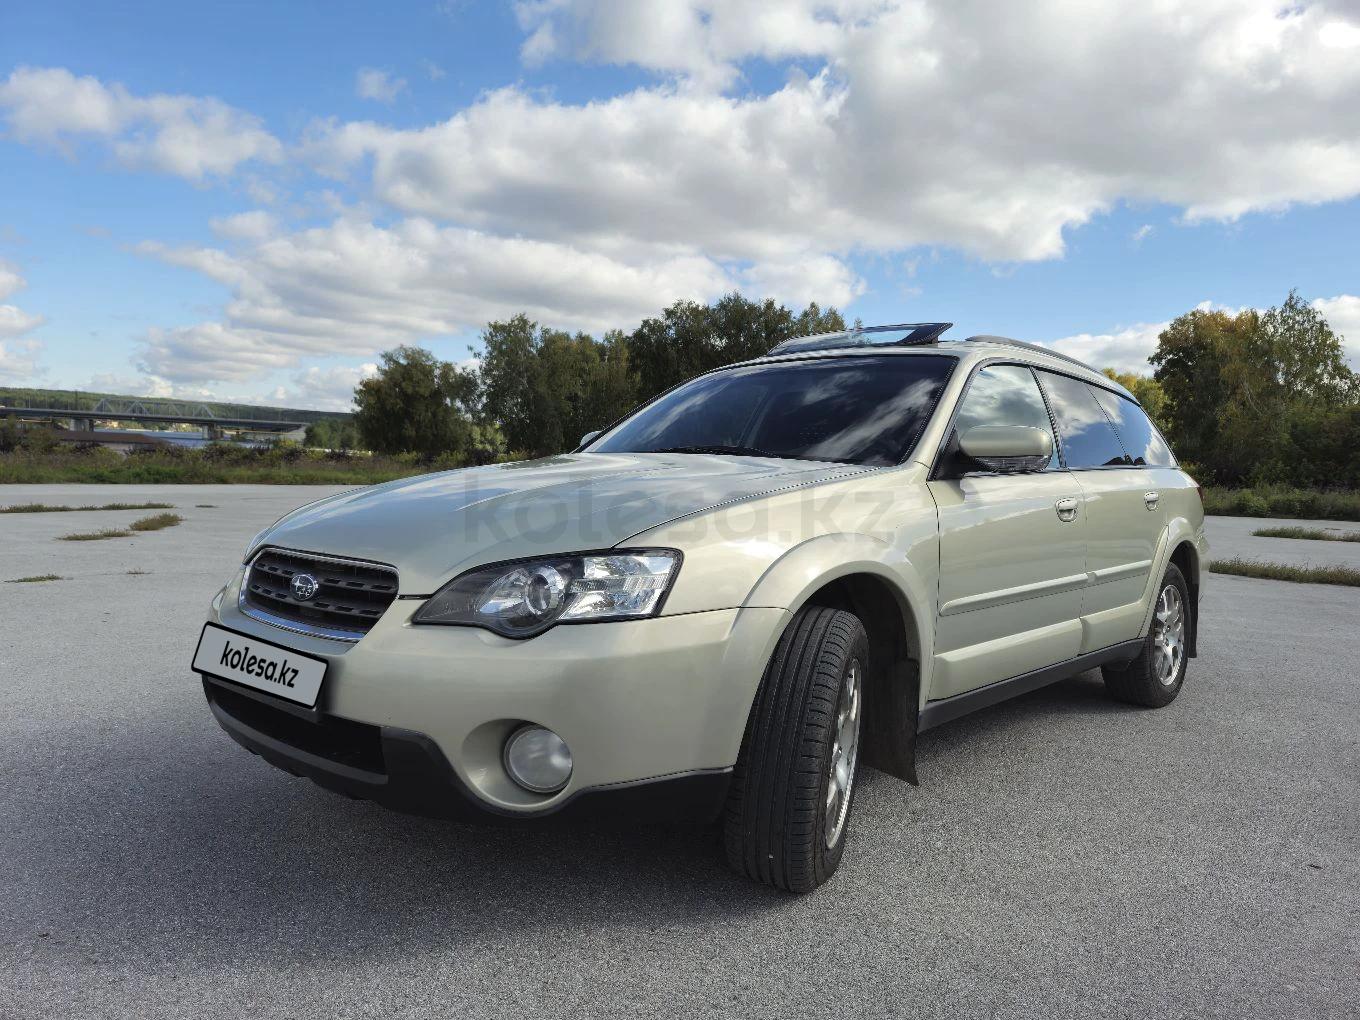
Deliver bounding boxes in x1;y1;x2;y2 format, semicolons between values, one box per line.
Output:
1089;388;1175;467
1037;371;1129;469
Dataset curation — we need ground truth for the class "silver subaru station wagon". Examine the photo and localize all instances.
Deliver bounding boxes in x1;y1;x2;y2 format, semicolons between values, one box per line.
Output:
194;323;1207;892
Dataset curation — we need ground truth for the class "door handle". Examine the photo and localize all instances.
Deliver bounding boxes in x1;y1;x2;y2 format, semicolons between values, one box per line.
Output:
1055;497;1079;522
1144;491;1160;511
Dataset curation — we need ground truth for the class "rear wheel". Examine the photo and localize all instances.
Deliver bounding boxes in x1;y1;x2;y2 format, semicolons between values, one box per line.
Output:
1103;563;1189;707
723;605;868;892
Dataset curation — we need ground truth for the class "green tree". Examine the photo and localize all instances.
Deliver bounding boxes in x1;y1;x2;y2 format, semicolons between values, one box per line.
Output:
478;317;642;455
1151;292;1358;484
304;418;359;450
627;293;844;401
478;295;845;457
0;415;19;453
478;315;548;455
353;346;478;459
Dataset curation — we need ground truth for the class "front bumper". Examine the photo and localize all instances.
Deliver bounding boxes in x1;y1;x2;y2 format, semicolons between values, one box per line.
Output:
199;570;789;820
203;677;732;823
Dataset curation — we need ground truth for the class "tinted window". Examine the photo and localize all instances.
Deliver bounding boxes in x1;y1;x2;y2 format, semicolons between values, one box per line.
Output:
953;364;1057;470
1089;388;1175;466
590;354;955;466
1039;371;1129;468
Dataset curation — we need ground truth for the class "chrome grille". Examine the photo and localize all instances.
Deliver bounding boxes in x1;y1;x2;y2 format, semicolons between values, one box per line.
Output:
241;547;399;641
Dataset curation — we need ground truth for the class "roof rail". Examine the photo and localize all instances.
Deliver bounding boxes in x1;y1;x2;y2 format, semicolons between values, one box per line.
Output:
768;321;952;356
961;334;1095;373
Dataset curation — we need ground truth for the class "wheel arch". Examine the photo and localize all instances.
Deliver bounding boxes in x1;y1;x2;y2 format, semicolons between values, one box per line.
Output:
745;536;935;786
1168;537;1200;657
1145;519;1201;658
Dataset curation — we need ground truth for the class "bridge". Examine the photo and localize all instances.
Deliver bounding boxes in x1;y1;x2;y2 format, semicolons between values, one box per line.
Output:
1;393;310;440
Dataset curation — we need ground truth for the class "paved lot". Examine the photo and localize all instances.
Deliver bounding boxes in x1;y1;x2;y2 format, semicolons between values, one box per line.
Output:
1207;513;1360;568
2;486;1357;1019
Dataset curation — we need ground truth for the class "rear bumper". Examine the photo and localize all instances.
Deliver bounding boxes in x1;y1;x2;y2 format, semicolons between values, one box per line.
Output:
203;676;731;824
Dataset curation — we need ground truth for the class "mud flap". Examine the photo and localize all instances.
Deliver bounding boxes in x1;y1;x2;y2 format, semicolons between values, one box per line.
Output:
863;656;919;786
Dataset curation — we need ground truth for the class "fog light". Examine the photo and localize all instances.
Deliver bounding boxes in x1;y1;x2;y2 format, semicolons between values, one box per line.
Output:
503;725;573;794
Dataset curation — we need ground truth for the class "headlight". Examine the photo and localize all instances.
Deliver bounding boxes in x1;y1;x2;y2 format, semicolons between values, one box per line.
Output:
412;549;680;638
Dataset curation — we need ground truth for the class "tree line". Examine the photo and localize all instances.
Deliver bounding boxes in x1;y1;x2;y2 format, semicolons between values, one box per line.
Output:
342;289;1359;489
342;293;844;461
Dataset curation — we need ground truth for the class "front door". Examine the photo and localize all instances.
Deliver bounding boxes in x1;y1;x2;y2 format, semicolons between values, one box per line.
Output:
926;364;1086;700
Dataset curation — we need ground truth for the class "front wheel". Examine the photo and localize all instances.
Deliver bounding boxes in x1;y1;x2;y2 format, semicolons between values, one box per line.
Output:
1103;563;1190;708
723;606;869;892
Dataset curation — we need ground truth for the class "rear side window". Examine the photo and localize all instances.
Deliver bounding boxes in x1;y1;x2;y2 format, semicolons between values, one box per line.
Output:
1038;371;1129;468
953;364;1058;470
1089;388;1175;466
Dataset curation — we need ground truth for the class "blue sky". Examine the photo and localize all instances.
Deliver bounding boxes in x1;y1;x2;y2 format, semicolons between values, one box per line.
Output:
2;0;1358;409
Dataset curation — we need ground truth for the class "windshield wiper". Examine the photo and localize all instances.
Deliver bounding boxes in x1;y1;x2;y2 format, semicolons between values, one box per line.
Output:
653;444;780;459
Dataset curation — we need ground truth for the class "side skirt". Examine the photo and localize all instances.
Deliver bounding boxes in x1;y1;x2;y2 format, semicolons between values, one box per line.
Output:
918;638;1144;733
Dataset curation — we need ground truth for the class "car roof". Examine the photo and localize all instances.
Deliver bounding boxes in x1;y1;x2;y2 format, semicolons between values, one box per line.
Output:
741;327;1137;403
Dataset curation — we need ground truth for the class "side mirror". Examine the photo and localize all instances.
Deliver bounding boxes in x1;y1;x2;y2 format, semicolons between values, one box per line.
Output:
958;425;1052;474
579;430;601;449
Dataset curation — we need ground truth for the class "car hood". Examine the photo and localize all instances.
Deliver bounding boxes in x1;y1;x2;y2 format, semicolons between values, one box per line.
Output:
255;452;866;594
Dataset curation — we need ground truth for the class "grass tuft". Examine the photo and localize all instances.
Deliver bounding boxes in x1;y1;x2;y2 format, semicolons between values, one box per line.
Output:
129;512;183;532
1210;557;1360;587
5;574;63;583
0;501;175;513
1203;486;1360;522
1252;526;1360;543
58;528;133;541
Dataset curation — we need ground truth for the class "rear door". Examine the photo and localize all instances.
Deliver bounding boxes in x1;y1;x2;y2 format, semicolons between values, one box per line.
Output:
1037;371;1165;653
927;364;1086;700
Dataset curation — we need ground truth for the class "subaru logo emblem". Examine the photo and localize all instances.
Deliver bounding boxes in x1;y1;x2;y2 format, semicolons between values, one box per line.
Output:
290;573;319;601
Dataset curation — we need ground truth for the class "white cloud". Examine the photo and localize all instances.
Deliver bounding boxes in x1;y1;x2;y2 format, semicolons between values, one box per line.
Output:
137;321;298;383
288;363;379;410
0;339;42;381
0;262;25;301
1131;224;1154;245
1040;321;1169;376
1313;294;1360;367
0;304;45;338
0;66;282;179
421;60;447;81
0;262;45;349
514;0;866;89
209;210;277;241
356;68;407;104
133;214;740;383
739;253;864;310
312;1;1360;267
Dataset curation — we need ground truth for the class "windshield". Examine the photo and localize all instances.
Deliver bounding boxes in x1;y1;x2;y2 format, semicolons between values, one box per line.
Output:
588;354;956;466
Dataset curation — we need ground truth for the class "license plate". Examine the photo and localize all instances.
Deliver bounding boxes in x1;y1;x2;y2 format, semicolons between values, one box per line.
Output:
193;623;327;708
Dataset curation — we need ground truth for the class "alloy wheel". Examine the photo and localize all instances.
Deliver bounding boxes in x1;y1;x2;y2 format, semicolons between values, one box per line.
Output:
1152;584;1186;686
824;658;863;848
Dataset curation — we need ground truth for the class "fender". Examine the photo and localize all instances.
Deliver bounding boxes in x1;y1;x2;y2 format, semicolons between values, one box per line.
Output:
744;532;937;784
1140;514;1202;656
743;532;935;674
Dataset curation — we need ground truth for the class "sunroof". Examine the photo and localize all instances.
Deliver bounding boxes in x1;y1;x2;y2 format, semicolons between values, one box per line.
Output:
768;322;953;356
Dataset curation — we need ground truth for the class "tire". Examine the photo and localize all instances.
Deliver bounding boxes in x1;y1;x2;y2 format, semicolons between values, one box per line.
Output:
1103;563;1190;708
723;605;869;892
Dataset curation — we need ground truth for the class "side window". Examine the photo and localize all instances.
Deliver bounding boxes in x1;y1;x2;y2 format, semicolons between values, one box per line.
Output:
953;364;1057;470
1038;371;1129;468
1089;387;1175;467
